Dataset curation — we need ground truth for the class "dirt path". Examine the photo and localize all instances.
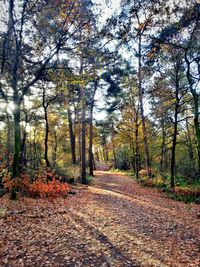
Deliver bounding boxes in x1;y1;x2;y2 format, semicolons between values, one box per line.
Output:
0;171;200;266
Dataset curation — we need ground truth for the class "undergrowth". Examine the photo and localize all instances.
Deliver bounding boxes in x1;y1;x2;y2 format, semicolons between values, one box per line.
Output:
1;169;70;199
127;168;200;204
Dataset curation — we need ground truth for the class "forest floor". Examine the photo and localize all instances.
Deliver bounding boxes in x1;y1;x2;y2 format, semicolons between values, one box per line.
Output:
0;171;200;267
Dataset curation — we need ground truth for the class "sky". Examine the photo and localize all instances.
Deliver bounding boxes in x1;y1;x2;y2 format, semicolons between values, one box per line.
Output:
92;0;121;23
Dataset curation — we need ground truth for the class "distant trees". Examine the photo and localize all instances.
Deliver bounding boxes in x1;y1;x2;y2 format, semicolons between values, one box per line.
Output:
117;0;163;178
94;0;200;186
149;1;200;183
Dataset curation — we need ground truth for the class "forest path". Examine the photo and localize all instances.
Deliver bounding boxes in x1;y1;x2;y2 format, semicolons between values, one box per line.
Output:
0;171;200;267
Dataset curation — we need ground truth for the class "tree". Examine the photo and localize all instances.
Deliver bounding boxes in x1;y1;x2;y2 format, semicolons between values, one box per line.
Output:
117;0;162;178
0;0;98;197
150;1;200;179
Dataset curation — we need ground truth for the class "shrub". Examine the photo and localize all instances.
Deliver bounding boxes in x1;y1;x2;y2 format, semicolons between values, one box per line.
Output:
30;178;70;198
138;169;148;177
2;170;70;198
140;178;154;187
154;175;165;188
138;168;153;178
173;187;200;198
138;170;165;188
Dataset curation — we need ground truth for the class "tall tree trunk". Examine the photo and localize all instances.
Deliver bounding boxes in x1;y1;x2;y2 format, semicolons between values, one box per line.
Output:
160;118;166;173
12;102;21;178
67;105;76;164
186;117;194;177
185;52;200;177
6;112;11;167
44;106;50;168
80;91;86;183
10;0;19;174
170;62;181;188
193;95;200;176
20;129;27;168
53;130;57;168
135;121;140;179
10;0;22;200
77;108;82;163
111;122;117;168
89;81;98;176
112;144;117;168
170;104;178;188
20;104;28;167
130;142;135;172
42;88;50;168
80;61;87;184
138;33;151;178
33;129;38;170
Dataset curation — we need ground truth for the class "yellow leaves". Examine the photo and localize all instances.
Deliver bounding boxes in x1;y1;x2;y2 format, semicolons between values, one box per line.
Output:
59;0;82;24
48;114;58;123
164;98;176;108
60;11;66;19
65;79;84;86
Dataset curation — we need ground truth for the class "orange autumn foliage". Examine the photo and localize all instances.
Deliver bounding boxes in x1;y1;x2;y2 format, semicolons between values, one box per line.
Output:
2;171;70;198
173;187;200;198
30;178;70;198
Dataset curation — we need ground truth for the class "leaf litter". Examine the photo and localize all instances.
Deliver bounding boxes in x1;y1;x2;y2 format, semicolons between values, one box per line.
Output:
0;171;200;266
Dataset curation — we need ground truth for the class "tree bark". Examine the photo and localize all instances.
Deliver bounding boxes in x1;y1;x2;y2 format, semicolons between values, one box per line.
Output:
138;33;151;178
53;129;57;168
20;128;27;168
77;108;82;163
186;117;194;176
130;142;135;172
111;122;117;168
67;104;76;164
160;118;166;173
42;88;50;168
10;0;21;182
6;112;12;167
170;103;178;188
185;51;200;177
170;61;181;188
135;120;140;179
81;90;86;183
193;95;200;176
89;80;98;176
44;107;50;168
12;102;21;178
79;60;87;184
20;103;28;168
